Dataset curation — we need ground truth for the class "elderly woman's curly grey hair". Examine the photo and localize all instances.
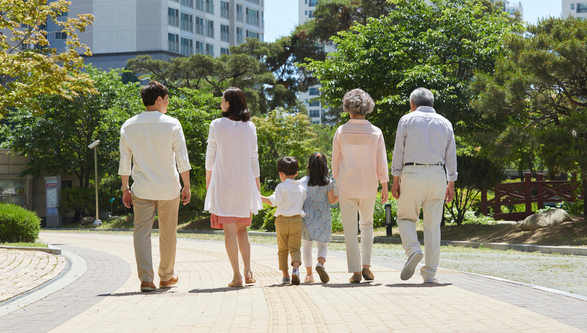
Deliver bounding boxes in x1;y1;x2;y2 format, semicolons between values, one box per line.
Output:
342;89;374;116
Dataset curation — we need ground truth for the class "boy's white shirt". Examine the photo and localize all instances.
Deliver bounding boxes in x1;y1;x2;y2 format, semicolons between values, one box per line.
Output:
267;178;307;217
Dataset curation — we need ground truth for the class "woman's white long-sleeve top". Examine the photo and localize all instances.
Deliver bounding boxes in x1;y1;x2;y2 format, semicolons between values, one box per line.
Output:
204;117;263;217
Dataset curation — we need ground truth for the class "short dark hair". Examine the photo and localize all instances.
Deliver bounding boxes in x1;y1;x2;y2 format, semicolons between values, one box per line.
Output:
277;157;298;176
141;81;168;107
222;87;251;122
307;152;330;187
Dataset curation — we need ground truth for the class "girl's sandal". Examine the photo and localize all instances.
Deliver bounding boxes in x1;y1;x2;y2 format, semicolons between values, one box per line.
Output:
228;277;243;288
245;270;256;284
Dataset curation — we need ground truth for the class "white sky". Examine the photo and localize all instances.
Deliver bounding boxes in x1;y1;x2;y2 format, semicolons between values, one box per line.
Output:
264;0;563;43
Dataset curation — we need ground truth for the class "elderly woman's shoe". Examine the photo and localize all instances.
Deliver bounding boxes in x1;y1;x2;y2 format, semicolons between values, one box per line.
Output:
362;268;374;281
349;272;362;283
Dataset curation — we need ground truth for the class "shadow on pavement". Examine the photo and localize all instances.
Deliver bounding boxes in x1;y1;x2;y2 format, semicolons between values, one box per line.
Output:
189;286;249;293
320;282;383;288
98;290;171;297
385;283;452;288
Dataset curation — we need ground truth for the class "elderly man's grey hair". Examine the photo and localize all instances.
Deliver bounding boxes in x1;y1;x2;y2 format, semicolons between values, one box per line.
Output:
410;87;434;107
342;89;375;116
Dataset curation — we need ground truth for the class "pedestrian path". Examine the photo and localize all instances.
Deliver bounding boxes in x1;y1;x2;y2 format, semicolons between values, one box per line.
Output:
0;231;585;332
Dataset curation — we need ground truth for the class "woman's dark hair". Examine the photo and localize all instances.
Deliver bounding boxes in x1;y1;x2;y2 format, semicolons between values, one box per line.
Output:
140;81;168;107
222;87;251;122
307;152;330;187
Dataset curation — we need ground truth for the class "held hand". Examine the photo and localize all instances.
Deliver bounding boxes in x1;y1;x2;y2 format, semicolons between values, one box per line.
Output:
445;183;455;203
122;190;133;208
391;182;401;200
380;186;389;204
181;187;191;205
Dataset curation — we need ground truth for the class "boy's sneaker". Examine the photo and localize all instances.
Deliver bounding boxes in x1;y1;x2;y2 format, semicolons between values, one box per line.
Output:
292;269;300;285
282;277;291;285
315;263;330;283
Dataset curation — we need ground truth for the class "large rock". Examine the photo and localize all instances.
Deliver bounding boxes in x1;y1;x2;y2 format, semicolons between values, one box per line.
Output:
521;208;572;231
81;216;94;225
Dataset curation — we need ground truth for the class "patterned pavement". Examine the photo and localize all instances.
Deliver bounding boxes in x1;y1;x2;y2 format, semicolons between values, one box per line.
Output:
0;231;585;332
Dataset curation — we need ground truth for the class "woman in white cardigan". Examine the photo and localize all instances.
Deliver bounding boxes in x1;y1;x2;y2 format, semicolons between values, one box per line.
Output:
204;87;263;288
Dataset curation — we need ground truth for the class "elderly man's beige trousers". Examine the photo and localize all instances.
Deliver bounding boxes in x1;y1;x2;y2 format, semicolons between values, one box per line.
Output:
132;194;180;283
397;165;446;282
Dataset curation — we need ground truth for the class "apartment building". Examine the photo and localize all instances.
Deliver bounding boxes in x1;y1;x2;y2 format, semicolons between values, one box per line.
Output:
562;0;587;18
298;0;329;124
48;0;265;69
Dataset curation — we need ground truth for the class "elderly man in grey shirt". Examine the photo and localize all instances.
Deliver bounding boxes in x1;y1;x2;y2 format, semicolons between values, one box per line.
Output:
391;87;457;283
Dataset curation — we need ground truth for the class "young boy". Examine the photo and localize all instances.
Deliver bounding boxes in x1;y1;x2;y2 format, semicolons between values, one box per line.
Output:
261;157;307;285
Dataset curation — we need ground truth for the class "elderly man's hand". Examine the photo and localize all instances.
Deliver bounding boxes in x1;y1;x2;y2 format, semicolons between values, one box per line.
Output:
445;181;455;203
391;181;400;200
181;186;191;205
122;190;133;208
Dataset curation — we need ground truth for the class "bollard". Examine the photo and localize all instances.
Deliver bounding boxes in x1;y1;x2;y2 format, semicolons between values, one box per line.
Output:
385;203;393;236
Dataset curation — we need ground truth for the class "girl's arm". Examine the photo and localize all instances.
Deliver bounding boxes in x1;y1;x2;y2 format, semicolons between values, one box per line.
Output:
261;196;273;206
327;189;338;204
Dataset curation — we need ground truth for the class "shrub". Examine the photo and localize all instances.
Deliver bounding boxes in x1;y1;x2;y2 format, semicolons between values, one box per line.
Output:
0;203;41;243
60;186;111;222
262;206;277;231
331;206;343;232
559;200;584;217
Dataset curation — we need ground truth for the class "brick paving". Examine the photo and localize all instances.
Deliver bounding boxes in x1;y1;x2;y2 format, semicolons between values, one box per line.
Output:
0;249;66;302
0;231;585;332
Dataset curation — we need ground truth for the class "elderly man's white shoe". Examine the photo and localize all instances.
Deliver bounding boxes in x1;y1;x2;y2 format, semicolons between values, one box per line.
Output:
401;252;423;280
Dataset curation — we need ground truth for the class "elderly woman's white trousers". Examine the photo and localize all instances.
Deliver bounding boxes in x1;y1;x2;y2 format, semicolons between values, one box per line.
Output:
339;196;376;273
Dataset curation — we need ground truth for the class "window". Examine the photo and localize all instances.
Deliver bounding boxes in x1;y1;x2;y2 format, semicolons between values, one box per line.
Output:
221;1;229;19
195;40;204;54
205;0;214;14
309;0;318;7
206;20;214;38
309;109;320;118
236;27;244;44
168;8;179;27
180;37;193;56
168;33;179;53
196;0;204;11
309;99;320;107
246;8;259;26
236;5;244;22
247;0;260;4
221;47;229;55
54;31;67;39
180;12;193;32
246;30;259;40
571;4;575;10
312;120;320;125
206;43;214;56
309;87;319;96
308;10;314;18
221;24;229;42
196;17;205;35
578;3;587;13
181;0;194;8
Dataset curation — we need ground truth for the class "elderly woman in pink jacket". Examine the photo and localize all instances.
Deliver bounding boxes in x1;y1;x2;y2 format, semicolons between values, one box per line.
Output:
332;88;389;283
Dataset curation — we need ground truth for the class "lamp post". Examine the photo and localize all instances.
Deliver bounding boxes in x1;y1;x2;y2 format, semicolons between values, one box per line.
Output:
88;140;101;227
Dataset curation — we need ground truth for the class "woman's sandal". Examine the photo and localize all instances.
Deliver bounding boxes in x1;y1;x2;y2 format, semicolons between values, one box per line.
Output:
245;270;256;284
228;277;243;288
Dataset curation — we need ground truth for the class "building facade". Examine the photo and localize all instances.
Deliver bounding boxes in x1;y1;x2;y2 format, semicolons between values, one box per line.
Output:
298;0;328;124
48;0;265;69
562;0;587;18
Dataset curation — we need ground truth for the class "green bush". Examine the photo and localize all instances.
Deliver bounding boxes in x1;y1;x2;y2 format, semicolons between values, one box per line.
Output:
559;200;584;216
60;186;111;222
331;206;343;232
262;206;277;231
0;203;40;243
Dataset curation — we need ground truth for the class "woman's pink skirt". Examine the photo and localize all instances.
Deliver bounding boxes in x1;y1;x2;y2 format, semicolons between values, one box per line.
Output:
210;214;252;230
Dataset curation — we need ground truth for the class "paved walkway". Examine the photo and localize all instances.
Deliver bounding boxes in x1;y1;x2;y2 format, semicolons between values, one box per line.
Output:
0;231;585;332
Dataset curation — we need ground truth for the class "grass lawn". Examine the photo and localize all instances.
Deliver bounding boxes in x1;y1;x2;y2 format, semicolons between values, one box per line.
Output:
0;241;48;248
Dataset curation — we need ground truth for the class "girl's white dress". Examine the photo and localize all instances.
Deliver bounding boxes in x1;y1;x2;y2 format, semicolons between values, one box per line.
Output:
204;117;263;217
300;176;335;243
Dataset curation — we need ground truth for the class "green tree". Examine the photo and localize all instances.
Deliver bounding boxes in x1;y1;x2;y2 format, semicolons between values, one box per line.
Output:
1;66;139;186
252;109;319;187
306;0;522;143
446;154;505;225
0;0;95;114
472;17;587;216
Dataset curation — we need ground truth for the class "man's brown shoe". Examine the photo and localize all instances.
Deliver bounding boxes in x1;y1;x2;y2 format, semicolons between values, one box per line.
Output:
159;275;178;289
140;281;156;292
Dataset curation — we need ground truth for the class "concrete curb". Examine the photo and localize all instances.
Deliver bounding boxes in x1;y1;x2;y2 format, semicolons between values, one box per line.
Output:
43;228;587;256
0;244;61;255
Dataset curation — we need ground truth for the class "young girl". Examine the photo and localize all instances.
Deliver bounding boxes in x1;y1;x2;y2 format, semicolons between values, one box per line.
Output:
300;152;338;283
